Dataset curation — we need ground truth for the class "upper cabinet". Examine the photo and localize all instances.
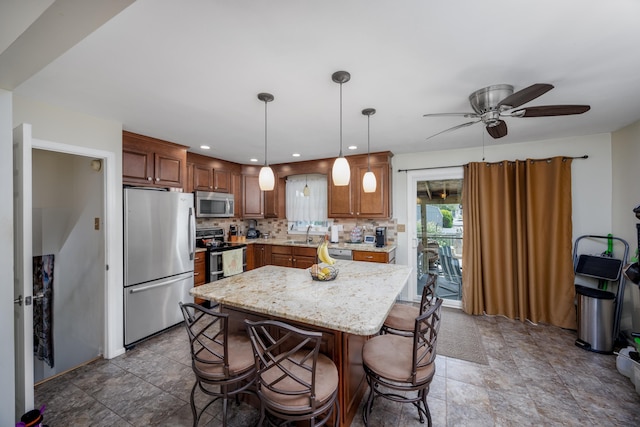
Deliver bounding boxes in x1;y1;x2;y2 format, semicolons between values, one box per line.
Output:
122;131;188;189
240;165;284;219
187;152;236;193
328;152;392;219
242;173;264;218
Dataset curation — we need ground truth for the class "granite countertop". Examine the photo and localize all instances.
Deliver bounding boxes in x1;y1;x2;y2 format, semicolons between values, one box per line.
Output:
190;260;411;335
243;238;396;254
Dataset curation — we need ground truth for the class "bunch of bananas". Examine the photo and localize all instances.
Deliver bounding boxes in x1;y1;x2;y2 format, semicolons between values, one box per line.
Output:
317;238;336;265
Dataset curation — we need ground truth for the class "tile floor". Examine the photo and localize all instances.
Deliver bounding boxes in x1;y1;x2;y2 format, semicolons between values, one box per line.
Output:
35;310;640;426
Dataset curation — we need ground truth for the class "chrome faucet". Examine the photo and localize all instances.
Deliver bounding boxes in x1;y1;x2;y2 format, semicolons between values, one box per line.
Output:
306;225;313;243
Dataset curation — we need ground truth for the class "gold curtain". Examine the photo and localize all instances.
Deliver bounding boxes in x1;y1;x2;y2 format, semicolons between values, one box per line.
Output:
461;157;576;329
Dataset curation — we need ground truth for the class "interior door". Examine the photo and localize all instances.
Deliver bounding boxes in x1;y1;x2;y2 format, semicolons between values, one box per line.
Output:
13;123;34;418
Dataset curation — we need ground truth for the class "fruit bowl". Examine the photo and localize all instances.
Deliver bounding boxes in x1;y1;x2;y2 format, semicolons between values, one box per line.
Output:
309;265;338;281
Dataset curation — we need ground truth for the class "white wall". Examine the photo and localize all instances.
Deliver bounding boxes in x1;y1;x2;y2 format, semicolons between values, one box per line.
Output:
392;133;613;299
0;89;16;424
32;150;104;382
13;95;125;358
612;120;640;335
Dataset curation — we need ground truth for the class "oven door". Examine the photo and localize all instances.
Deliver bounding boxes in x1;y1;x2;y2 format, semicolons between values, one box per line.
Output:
207;247;247;282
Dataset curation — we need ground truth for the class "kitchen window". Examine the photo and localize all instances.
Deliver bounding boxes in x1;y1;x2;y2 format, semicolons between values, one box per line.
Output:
286;174;330;235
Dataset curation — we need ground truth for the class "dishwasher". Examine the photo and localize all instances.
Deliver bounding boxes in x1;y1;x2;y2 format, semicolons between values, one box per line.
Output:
328;248;353;260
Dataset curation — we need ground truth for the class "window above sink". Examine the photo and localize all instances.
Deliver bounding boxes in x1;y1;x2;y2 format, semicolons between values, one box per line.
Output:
286;174;329;237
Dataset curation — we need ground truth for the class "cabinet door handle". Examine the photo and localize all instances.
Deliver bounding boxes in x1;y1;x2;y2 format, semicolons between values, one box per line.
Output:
193;272;200;276
365;255;373;259
147;177;153;181
155;177;160;182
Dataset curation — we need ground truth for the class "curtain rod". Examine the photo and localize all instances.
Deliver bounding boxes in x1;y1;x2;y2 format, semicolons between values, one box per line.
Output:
397;155;588;173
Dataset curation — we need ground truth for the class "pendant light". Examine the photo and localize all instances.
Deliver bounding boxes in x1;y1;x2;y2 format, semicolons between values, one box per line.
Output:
362;108;377;193
331;71;351;186
303;175;310;197
257;92;275;191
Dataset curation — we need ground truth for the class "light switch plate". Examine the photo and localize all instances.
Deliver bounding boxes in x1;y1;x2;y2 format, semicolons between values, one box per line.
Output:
397;224;406;232
94;218;100;230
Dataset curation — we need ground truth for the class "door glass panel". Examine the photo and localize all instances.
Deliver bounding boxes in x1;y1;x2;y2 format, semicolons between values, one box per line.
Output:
416;178;463;301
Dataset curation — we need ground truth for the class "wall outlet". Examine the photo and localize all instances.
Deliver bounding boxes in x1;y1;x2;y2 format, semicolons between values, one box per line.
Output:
94;217;100;230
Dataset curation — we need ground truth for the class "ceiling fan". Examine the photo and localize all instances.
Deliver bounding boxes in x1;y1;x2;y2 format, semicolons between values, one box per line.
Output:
423;83;590;140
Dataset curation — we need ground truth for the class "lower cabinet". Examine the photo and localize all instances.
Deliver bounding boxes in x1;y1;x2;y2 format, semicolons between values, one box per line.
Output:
193;251;206;305
270;245;317;269
252;244;269;269
353;248;396;264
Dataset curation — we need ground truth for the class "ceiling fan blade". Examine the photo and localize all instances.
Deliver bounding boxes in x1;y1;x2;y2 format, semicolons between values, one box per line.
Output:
426;120;481;140
423;112;478;118
511;105;591;117
485;120;507;139
498;83;554;109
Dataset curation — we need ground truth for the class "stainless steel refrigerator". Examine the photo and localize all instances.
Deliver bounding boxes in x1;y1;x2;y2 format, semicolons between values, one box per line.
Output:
123;188;195;347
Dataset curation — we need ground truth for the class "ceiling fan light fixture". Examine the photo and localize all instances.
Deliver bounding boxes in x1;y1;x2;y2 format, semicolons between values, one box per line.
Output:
362;108;377;193
257;92;275;191
331;71;351;186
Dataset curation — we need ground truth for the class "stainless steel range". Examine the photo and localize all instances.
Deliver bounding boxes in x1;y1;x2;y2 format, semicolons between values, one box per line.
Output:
196;227;247;282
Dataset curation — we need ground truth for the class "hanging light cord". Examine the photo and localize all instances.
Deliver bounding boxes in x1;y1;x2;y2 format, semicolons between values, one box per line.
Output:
264;99;268;166
339;82;344;157
367;113;371;171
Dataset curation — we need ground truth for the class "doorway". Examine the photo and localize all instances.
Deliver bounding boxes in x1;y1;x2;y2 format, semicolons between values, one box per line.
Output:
32;149;105;383
407;167;463;307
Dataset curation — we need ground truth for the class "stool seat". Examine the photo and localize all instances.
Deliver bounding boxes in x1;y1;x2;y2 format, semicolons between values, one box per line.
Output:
382;304;419;335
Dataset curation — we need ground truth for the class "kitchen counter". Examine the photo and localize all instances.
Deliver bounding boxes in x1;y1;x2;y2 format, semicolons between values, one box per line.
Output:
243;237;396;254
190;260;411;335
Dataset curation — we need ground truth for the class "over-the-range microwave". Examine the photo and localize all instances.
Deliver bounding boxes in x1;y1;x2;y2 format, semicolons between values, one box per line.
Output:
195;191;234;218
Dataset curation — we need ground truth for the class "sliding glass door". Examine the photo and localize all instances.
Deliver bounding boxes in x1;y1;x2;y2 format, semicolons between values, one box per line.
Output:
407;167;463;307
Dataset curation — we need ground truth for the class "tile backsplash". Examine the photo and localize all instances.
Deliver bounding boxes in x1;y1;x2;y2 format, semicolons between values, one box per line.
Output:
196;217;398;245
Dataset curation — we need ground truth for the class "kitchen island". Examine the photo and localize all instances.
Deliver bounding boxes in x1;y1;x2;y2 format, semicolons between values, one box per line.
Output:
190;260;412;426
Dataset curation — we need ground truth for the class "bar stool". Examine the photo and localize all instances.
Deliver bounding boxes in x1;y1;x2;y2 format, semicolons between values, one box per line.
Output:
363;298;443;426
245;319;340;427
381;272;437;336
179;302;257;427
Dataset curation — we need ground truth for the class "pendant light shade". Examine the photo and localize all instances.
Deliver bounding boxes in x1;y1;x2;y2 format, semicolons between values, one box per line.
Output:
259;165;275;191
362;108;377;193
331;71;351;186
303;175;310;196
257;92;275;191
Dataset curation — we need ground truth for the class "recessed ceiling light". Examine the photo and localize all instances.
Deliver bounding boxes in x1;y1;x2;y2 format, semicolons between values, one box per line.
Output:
250;158;258;162
348;145;358;150
292;153;301;157
200;145;210;150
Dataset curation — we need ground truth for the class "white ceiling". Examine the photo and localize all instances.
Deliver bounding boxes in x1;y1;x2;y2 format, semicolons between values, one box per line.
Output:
4;0;640;165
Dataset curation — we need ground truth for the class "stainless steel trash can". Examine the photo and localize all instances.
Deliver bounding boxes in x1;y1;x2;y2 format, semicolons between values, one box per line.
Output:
575;284;616;353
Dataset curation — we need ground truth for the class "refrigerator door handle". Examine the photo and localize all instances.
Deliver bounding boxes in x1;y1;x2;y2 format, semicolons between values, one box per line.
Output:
189;206;195;260
128;276;188;294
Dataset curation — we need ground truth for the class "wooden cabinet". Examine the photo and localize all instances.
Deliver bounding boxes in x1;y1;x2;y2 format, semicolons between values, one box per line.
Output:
187;153;235;193
242;174;264;218
122;131;187;189
270;245;317;269
353;248;396;264
232;172;242;217
328;152;392;219
264;176;285;219
253;244;269;269
193;250;207;304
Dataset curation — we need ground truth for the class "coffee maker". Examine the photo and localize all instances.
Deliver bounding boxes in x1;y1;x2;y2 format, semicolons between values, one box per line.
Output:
375;226;387;248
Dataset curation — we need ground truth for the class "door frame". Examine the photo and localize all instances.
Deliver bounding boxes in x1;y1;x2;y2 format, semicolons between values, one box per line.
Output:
31;137;122;360
406;167;463;308
12;133;121;419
